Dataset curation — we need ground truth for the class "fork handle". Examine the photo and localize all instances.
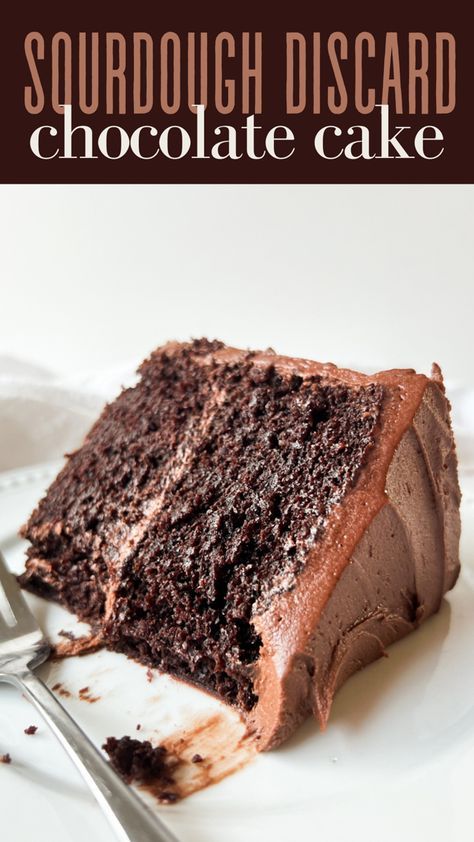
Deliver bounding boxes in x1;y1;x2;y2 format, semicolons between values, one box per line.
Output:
9;668;178;842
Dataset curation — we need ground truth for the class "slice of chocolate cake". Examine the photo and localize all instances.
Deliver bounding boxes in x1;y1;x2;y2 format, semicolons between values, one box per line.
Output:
20;340;461;749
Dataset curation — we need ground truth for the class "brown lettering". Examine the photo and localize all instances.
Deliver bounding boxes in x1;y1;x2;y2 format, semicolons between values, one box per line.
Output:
436;32;456;114
355;32;376;114
24;32;45;114
286;33;306;114
79;32;99;114
328;33;348;114
215;32;235;114
134;33;153;114
409;33;429;114
106;33;127;115
382;33;403;113
52;32;72;114
242;32;262;114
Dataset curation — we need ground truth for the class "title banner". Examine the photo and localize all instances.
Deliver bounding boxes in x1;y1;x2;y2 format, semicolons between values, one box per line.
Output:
1;2;473;183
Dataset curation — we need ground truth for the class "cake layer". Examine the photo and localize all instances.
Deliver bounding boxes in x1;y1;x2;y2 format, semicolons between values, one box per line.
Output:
20;340;461;749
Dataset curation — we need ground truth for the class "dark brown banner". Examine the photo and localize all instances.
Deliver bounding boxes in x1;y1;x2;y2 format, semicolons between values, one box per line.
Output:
1;1;473;183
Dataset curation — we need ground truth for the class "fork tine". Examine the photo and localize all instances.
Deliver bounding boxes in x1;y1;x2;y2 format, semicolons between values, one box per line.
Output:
0;552;40;635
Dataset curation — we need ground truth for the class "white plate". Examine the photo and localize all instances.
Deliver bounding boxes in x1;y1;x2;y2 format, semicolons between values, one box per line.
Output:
0;462;474;842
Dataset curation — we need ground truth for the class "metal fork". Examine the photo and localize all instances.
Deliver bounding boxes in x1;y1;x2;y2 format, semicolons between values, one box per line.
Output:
0;551;177;842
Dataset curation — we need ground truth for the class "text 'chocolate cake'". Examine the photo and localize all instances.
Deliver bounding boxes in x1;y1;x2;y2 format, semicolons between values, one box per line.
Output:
20;340;461;748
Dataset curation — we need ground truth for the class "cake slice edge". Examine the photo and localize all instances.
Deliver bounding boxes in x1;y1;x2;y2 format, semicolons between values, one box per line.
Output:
248;369;461;749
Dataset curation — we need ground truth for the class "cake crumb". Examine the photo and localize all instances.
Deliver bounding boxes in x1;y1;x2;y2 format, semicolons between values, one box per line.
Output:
136;724;141;731
1;753;11;764
103;736;180;803
24;725;38;735
51;682;71;698
79;686;100;704
191;753;204;763
58;629;77;641
146;668;154;683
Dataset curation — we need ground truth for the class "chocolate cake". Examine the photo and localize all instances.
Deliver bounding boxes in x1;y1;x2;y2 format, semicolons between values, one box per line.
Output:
102;736;174;788
20;340;461;749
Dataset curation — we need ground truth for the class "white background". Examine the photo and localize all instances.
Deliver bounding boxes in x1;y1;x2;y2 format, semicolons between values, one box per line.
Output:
0;185;472;385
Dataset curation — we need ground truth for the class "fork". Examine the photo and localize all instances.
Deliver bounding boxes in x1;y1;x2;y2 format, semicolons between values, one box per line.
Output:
0;551;178;842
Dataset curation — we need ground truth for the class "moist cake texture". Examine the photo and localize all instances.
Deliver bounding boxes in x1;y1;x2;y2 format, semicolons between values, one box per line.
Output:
20;340;461;749
103;736;172;784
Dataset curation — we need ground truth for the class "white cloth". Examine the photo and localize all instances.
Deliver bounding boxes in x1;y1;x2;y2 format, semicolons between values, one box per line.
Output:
0;356;472;474
0;356;136;471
